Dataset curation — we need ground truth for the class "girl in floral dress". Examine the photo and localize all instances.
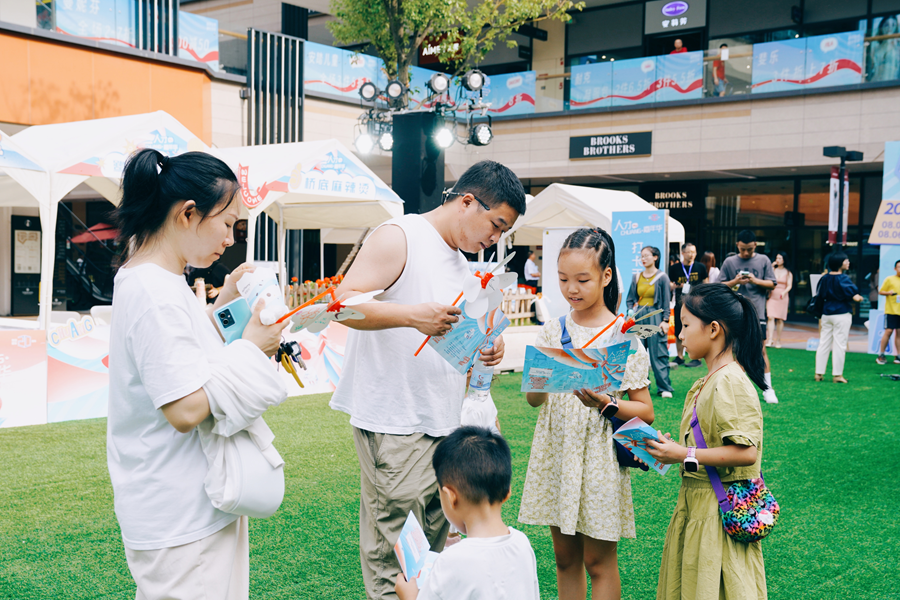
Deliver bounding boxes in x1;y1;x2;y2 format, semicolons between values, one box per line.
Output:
518;228;654;600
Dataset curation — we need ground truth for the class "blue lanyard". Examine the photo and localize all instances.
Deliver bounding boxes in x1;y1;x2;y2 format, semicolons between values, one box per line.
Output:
681;262;693;282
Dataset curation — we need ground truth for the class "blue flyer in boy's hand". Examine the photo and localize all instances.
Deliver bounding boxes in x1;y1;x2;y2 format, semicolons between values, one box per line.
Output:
612;417;672;475
393;512;440;587
520;341;631;394
427;301;510;374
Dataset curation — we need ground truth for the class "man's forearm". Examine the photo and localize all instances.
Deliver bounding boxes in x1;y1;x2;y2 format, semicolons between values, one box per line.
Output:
340;302;415;331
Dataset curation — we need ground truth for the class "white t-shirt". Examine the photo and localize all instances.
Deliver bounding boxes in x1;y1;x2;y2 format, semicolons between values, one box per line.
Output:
107;263;238;551
524;258;540;282
416;528;540;600
330;215;469;437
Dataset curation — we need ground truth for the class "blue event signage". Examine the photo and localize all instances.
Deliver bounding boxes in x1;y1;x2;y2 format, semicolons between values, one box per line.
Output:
751;30;864;93
570;62;613;110
55;0;134;47
611;57;657;106
178;11;219;71
610;210;668;312
482;71;536;116
654;51;703;102
304;41;381;101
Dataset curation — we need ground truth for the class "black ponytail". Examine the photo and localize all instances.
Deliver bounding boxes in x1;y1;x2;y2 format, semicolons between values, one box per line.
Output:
114;148;239;258
682;283;768;390
561;227;619;314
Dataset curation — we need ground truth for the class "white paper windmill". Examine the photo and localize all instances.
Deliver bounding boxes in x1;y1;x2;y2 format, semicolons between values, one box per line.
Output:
461;253;518;319
290;289;383;333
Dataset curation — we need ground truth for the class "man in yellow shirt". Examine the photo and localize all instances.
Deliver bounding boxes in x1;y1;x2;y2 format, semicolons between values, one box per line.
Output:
877;259;900;365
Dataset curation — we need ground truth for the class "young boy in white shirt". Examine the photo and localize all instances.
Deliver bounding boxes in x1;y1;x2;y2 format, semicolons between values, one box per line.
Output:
395;426;540;600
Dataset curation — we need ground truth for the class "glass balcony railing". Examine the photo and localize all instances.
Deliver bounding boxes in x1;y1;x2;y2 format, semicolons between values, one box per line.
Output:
295;28;898;118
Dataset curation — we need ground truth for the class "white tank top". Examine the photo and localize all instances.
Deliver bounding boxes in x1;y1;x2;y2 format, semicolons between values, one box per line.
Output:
330;214;470;437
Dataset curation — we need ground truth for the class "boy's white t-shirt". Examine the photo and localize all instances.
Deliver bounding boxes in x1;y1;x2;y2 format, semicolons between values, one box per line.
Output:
415;528;540;600
107;263;238;551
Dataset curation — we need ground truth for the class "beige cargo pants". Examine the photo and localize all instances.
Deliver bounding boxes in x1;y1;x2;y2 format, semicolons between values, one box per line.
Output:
353;428;450;600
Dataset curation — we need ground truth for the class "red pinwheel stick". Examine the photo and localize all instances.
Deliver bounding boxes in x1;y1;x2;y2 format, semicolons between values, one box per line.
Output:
413;291;464;357
581;314;623;349
275;287;337;324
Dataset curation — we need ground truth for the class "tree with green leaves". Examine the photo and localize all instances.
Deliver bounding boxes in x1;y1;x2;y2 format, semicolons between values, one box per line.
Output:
327;0;582;91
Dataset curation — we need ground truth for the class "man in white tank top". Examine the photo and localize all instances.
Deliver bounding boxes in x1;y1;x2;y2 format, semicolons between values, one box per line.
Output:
330;161;527;599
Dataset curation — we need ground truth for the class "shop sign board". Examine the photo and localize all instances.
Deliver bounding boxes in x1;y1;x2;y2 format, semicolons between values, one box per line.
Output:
570;132;651;160
869;141;900;245
644;0;706;35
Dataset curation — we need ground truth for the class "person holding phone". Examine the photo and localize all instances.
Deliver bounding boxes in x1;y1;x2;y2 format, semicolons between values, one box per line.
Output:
717;230;779;404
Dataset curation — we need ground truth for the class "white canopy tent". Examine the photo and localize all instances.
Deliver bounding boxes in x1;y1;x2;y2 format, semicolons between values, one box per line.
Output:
1;111;207;330
211;140;403;285
499;183;685;251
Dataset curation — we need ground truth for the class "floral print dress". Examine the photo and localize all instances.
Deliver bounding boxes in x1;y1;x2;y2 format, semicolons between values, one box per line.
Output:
518;313;651;541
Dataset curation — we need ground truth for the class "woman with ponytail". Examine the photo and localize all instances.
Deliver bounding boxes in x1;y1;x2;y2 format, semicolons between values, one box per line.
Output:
645;284;768;599
107;149;286;599
519;227;654;599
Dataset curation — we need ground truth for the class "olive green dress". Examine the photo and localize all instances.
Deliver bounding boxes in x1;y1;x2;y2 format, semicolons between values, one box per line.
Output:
657;362;768;600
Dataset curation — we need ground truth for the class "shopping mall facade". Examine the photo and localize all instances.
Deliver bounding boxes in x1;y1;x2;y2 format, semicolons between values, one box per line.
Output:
2;0;899;321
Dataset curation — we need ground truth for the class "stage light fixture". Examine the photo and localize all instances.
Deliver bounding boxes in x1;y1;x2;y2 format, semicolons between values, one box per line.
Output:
434;126;455;149
358;82;379;102
427;73;451;94
355;132;375;154
462;69;485;91
378;131;394;152
385;80;407;100
469;123;493;146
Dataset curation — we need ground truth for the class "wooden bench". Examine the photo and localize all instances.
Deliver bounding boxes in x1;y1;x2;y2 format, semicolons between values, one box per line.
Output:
501;291;536;327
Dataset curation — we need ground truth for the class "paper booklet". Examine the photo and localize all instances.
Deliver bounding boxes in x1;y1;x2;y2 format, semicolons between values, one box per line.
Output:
520;341;631;394
611;417;672;475
394;512;440;587
427;300;510;374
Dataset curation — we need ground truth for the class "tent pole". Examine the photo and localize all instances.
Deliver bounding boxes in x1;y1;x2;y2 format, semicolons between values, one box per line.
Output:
278;205;287;288
319;234;324;280
38;202;55;332
246;210;257;264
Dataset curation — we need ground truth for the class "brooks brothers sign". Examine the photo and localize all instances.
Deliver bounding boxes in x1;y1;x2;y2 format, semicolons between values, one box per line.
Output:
570;132;652;160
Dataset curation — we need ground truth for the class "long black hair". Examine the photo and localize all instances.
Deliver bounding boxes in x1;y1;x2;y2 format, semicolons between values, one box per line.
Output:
682;283;768;390
561;227;618;314
114;148;239;257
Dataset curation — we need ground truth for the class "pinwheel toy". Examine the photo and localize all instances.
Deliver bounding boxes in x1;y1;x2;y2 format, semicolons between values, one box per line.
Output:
414;252;517;357
290;289;384;333
620;308;667;340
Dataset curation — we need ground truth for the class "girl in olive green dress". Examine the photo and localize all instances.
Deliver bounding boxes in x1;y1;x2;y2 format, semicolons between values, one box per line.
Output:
645;284;768;600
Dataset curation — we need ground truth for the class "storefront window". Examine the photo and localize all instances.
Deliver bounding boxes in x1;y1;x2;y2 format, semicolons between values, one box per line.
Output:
799;178;860;227
867;13;900;83
707;180;795;227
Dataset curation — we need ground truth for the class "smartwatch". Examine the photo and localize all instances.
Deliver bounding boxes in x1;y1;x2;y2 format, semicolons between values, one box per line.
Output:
600;394;619;418
684;447;699;472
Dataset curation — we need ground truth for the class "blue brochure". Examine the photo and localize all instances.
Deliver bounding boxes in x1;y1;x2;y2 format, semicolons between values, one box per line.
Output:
611;417;672;475
520;341;631;394
393;512;440;586
427;301;509;374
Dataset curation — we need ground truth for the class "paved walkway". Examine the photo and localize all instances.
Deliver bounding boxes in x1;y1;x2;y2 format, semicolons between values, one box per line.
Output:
768;321;870;354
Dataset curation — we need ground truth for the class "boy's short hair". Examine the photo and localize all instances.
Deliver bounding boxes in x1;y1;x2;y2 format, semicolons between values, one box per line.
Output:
432;426;511;505
895;259;900;268
737;229;756;244
452;160;527;216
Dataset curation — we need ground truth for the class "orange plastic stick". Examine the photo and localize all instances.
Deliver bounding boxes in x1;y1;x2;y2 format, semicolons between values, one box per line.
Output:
581;314;623;349
275;287;336;324
413;291;465;357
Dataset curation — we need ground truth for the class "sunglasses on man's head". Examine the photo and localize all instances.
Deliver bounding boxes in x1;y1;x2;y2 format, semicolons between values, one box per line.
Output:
441;189;490;211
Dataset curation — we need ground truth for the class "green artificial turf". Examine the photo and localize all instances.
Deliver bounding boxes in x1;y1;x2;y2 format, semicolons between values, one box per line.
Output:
1;348;898;599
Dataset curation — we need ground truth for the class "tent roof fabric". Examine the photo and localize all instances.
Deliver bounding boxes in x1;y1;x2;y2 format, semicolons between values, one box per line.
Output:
504;183;685;246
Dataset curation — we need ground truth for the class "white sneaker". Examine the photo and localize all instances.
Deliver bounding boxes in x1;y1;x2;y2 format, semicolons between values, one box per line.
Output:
763;388;779;404
661;391;673;398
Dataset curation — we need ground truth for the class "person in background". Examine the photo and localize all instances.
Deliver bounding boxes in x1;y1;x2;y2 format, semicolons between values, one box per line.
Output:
765;252;793;349
524;250;541;293
671;39;687;54
669;243;707;368
718;230;780;403
185;260;232;303
712;44;729;96
699;251;719;286
627;246;674;398
876;259;900;365
814;252;862;383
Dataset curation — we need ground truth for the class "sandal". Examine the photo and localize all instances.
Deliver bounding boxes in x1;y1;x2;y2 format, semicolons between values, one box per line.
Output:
815;374;824;382
833;376;848;384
